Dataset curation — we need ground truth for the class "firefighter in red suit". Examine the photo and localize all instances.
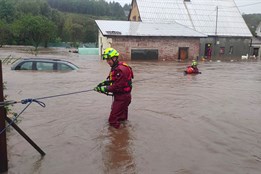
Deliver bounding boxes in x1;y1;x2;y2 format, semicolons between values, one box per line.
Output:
94;48;134;129
185;60;199;74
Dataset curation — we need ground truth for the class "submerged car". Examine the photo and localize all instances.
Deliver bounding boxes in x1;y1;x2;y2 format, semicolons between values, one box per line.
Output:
11;58;79;71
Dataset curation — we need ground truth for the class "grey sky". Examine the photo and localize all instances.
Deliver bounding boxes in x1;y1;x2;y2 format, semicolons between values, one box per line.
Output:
234;0;261;14
107;0;261;14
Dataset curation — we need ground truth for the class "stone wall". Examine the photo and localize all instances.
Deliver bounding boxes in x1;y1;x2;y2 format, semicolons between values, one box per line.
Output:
109;36;200;61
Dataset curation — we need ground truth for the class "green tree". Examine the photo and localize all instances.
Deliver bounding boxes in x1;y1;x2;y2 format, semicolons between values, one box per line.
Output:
63;16;73;41
108;2;125;18
71;23;84;43
39;1;52;18
47;0;126;18
50;10;65;39
0;0;16;22
123;4;131;11
16;1;40;16
15;0;52;19
13;15;57;50
0;20;12;46
243;14;261;36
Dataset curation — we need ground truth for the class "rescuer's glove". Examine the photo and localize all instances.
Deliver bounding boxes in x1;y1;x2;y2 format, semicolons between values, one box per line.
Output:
97;80;110;87
94;86;107;93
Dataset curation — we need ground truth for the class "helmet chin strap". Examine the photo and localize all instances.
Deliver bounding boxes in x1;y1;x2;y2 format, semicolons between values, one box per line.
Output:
111;57;119;68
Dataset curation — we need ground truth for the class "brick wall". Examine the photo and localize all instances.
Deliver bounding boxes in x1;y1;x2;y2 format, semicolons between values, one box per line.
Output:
109;36;200;61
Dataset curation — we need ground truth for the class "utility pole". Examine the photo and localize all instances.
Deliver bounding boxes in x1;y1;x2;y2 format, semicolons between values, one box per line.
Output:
0;61;8;172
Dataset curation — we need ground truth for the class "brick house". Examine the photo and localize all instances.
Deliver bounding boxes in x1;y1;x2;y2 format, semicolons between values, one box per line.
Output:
96;20;206;61
128;0;252;60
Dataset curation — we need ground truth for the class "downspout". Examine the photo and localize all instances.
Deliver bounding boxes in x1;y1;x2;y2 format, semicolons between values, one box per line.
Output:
248;38;252;58
213;6;219;59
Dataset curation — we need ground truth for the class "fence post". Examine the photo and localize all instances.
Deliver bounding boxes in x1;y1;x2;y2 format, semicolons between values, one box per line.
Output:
0;60;8;172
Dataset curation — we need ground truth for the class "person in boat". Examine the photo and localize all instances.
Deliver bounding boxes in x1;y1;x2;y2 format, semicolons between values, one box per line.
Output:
94;48;134;129
185;60;199;74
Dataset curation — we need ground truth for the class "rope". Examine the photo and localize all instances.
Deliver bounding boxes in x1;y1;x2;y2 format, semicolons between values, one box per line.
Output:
0;89;94;107
0;88;94;135
21;99;46;107
0;73;173;134
34;89;94;101
0;99;45;135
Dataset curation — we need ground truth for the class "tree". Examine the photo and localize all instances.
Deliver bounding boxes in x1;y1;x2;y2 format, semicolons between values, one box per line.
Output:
12;15;57;50
123;4;131;11
0;0;16;22
63;16;73;41
0;20;12;46
39;2;52;18
46;0;126;18
16;1;41;16
71;23;84;43
15;0;52;19
50;10;65;39
243;14;261;36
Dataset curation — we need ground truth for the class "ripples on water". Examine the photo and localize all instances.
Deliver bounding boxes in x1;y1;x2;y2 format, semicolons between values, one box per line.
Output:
2;51;261;174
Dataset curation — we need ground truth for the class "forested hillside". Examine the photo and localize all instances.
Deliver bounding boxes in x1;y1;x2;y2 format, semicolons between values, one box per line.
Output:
1;0;259;50
47;0;126;19
243;14;261;36
0;0;129;49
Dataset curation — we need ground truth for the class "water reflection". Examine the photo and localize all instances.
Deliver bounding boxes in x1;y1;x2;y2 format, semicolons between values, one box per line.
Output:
102;125;136;174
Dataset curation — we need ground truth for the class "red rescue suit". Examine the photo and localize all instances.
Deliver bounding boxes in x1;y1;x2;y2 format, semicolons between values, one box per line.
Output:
107;62;133;129
186;66;199;74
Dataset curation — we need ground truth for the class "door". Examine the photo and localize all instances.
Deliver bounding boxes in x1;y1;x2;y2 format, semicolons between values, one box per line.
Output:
178;47;188;60
253;48;259;57
204;43;212;59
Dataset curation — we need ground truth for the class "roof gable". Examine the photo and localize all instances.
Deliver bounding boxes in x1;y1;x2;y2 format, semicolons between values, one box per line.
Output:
133;0;252;37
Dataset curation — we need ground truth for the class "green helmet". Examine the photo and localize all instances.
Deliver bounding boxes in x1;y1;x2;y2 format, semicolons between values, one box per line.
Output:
102;48;119;60
191;60;198;66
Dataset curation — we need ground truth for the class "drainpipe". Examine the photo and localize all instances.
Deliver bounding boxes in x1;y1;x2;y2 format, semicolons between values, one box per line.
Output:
248;38;252;57
213;6;219;59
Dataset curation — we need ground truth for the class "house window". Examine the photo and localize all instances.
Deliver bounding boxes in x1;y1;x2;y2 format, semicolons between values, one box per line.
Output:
229;46;233;54
131;49;158;60
219;47;225;55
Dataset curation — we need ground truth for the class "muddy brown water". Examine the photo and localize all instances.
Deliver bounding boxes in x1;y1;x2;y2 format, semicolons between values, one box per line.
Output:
1;47;261;174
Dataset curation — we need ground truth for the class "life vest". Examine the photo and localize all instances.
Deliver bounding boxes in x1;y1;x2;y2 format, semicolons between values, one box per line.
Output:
186;67;194;74
108;62;134;93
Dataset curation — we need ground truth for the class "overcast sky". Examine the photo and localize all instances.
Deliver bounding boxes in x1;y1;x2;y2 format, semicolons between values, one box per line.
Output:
107;0;261;14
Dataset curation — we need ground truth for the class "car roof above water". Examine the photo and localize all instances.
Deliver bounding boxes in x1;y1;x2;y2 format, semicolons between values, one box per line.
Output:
22;58;69;62
19;58;77;65
11;58;79;70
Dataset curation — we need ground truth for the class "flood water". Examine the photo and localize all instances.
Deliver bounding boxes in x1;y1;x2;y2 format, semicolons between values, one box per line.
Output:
1;47;261;174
